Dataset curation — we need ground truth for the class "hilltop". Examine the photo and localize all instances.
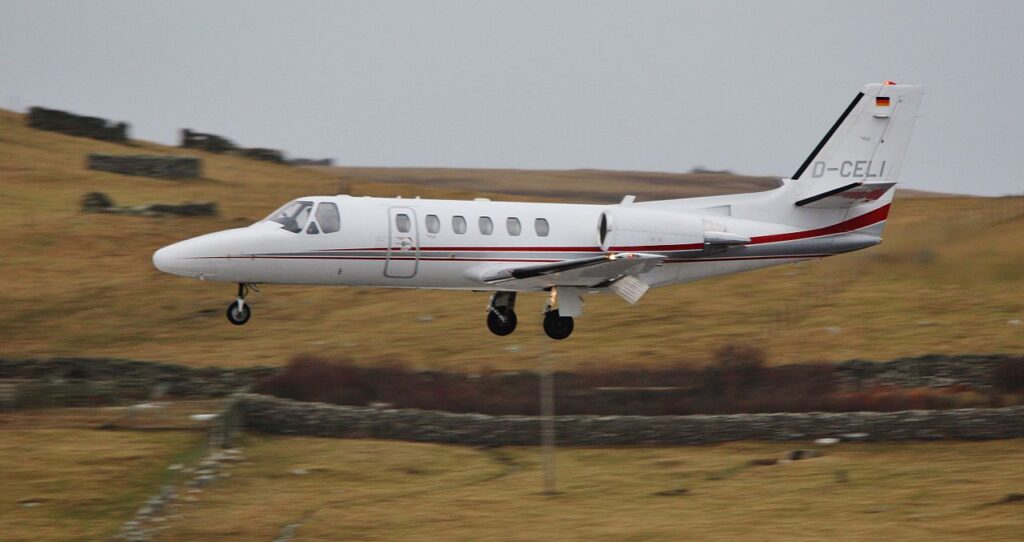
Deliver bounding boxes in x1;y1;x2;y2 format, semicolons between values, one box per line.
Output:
0;108;1021;369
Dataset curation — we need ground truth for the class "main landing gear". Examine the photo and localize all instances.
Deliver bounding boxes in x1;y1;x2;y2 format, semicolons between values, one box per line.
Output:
542;310;574;340
485;288;580;340
226;283;257;325
486;291;518;336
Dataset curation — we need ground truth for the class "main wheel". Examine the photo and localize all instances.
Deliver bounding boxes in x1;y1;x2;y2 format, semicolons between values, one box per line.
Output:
226;302;251;325
542;310;574;340
487;308;518;336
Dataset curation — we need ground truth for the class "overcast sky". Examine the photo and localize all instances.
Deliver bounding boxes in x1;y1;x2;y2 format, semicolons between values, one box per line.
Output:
2;1;1022;195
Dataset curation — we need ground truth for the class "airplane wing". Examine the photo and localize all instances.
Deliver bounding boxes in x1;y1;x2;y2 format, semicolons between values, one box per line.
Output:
470;252;665;292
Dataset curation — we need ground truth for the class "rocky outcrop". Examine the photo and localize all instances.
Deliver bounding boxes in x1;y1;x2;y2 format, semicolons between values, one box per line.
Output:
87;153;201;179
236;393;1024;446
27;106;129;142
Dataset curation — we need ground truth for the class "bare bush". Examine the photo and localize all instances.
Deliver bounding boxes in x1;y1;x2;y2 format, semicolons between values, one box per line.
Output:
253;349;1012;416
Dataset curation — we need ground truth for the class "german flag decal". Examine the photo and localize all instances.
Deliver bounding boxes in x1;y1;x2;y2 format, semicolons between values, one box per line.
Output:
876;96;891;107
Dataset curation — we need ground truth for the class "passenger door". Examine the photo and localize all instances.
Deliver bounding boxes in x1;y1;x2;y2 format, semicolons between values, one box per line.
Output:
385;207;419;278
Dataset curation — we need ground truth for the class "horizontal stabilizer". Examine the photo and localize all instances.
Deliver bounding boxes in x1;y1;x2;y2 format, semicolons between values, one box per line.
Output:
795;182;896;208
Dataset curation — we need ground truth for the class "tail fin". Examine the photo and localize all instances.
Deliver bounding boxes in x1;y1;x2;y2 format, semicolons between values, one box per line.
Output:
790;82;924;198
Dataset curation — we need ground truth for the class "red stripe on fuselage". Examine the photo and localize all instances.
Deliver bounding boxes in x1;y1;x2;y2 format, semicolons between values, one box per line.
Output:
748;204;890;244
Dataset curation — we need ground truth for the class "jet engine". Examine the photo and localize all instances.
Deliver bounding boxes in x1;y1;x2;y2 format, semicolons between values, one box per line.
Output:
598;207;705;252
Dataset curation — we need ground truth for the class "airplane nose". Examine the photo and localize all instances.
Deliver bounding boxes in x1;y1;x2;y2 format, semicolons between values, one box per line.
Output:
153;239;215;277
153;242;186;275
154;232;236;278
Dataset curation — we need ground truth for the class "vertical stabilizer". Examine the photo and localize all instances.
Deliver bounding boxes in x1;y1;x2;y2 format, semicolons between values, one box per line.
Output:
791;82;924;195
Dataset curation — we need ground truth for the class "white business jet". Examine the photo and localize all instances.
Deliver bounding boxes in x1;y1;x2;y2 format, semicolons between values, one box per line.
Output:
154;82;923;340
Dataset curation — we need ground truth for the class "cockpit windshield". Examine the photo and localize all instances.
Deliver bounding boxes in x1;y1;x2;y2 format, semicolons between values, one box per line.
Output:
263;200;313;233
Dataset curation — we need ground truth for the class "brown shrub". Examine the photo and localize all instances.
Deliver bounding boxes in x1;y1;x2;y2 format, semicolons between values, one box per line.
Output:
993;357;1024;392
253;352;1013;416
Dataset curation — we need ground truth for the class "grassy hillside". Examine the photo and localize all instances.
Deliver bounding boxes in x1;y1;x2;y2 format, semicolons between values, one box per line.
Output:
0;108;1022;369
154;436;1024;541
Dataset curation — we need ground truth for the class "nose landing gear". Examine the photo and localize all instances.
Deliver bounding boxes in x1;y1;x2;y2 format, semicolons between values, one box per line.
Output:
226;283;257;325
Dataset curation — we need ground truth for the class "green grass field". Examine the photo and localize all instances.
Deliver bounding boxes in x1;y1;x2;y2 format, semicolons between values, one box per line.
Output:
1;108;1022;370
152;436;1024;541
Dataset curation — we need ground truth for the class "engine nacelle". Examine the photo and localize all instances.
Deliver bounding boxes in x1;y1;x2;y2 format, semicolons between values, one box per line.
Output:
598;207;705;252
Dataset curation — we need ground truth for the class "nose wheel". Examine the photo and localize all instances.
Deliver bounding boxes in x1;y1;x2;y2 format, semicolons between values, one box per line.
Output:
226;301;251;325
226;283;256;325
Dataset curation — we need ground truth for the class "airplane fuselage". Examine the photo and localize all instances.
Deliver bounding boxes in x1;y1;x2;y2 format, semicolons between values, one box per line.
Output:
154;192;886;291
152;81;922;339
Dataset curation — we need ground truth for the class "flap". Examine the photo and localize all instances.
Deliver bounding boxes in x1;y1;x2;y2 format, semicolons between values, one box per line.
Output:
472;252;665;288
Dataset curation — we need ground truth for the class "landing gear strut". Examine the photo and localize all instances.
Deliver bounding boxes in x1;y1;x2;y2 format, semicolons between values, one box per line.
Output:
486;291;518;336
226;283;256;325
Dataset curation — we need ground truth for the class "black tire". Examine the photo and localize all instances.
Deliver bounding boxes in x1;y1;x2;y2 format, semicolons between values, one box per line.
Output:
542;310;574;340
487;308;518;336
226;302;251;325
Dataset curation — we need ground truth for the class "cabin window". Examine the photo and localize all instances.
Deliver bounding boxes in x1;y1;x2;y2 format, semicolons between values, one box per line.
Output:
316;202;340;234
479;216;494;235
263;200;313;233
395;213;411;233
535;218;550;237
452;215;467;234
425;214;441;234
506;217;522;236
306;221;320;234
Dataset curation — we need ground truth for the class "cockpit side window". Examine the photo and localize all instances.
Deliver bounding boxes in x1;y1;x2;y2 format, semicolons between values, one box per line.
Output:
264;200;314;233
316;202;341;234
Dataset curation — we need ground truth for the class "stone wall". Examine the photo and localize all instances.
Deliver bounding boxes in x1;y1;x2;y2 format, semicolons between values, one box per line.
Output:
834;354;1011;390
180;128;285;163
288;158;334;166
0;358;277;404
180;128;331;165
87;153;201;180
27;106;128;142
237;393;1024;445
81;192;218;218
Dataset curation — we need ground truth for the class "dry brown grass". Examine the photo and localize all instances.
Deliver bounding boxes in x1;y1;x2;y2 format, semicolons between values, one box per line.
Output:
0;414;205;541
1;108;1022;370
154;436;1024;541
